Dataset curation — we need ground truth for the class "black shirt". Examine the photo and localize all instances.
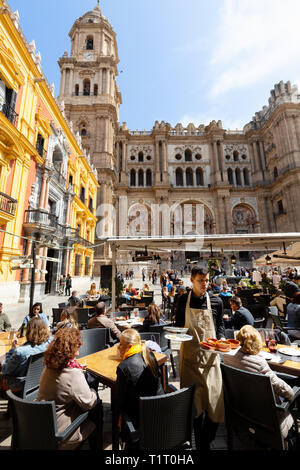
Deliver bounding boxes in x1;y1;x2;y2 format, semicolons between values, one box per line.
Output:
175;290;225;339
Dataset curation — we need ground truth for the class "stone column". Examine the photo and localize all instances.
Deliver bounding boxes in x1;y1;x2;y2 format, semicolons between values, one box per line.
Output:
69;68;74;96
259;141;267;171
40;246;47;282
99;68;103;94
59;68;66;97
34;246;43;282
219;141;228;183
39;174;47;209
22;240;32;282
118;194;128;237
154;141;160;185
44;179;50;210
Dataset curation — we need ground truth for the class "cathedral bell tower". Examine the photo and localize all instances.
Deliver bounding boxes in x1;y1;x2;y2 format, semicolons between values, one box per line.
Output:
58;2;122;274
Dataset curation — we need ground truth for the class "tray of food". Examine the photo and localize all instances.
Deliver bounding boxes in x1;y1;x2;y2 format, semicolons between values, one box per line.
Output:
199;338;240;355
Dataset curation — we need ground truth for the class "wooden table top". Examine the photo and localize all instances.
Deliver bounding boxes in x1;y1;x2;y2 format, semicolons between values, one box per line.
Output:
0;332;27;359
78;344;167;387
262;343;300;377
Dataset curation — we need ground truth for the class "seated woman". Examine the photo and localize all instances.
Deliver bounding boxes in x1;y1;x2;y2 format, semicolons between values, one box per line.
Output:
126;282;137;297
223;325;295;440
142;283;150;293
54;307;79;332
116;329;164;444
287;291;300;338
20;302;50;333
142;303;166;331
86;283;100;300
1;317;52;392
37;328;103;450
270;289;287;317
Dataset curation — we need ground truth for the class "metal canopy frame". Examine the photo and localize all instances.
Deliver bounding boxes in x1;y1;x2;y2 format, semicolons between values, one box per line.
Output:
97;233;300;311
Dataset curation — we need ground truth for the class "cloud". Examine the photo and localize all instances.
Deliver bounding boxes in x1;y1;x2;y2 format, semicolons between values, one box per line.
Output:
209;0;300;98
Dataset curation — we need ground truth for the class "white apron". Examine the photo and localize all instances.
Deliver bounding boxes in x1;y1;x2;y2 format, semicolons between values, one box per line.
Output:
180;291;224;422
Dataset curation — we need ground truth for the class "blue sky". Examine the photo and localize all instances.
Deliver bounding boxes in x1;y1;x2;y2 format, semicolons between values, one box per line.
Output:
8;0;300;131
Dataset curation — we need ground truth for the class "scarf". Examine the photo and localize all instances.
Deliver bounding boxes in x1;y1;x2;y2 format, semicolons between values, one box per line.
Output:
67;358;83;370
123;344;142;361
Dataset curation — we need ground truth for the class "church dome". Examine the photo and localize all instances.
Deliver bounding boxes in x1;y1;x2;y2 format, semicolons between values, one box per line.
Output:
77;4;108;25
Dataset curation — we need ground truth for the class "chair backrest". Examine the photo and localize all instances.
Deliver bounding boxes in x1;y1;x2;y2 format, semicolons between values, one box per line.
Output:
58;302;68;309
253;318;265;328
22;352;45;400
138;385;195;450
52;308;63;326
225;328;235;339
78;328;109;358
220;363;284;450
266;306;285;330
149;323;173;350
139;332;160;345
75;308;91;327
220;295;232;310
7;390;59;450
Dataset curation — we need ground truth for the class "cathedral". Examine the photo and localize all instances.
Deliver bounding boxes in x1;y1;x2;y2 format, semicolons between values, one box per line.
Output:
58;4;300;274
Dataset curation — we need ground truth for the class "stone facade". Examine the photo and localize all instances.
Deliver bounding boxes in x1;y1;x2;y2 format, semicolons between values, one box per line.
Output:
58;4;300;272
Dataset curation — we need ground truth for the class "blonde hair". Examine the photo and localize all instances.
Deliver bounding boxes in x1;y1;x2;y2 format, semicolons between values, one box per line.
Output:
236;325;262;355
121;328;157;377
61;308;78;329
88;283;97;295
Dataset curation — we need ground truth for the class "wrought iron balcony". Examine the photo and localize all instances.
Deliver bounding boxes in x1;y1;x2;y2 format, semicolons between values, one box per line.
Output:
1;102;19;127
52;166;67;188
0;192;17;216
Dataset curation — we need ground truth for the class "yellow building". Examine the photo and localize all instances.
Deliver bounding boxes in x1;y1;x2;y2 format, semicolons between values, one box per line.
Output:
0;1;99;302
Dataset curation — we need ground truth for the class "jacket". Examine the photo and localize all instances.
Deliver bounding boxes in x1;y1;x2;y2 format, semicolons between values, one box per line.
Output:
116;352;164;428
230;306;254;330
37;367;97;449
87;314;121;342
287;303;300;330
223;350;294;438
2;337;53;389
22;313;50;329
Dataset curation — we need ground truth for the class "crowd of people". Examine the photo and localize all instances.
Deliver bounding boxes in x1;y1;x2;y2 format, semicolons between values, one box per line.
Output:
0;263;300;451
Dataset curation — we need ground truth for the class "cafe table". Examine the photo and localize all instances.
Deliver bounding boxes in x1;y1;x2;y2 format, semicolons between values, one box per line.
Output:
78;344;168;450
261;343;300;377
0;332;26;364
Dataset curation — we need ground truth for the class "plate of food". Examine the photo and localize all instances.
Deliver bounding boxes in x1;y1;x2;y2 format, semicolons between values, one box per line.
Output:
165;333;193;342
163;326;189;334
199;339;240;355
278;347;300;357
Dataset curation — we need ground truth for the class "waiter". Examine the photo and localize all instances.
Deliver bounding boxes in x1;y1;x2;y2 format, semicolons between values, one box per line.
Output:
175;266;225;450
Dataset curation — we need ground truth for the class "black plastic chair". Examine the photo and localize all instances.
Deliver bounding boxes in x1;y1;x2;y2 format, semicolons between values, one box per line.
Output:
149;323;176;378
22;352;45;401
221;362;300;450
7;390;93;450
78;328;110;358
52;308;63;327
58;302;68;309
123;384;195;450
75;308;92;329
267;306;288;332
139;332;161;345
253;318;265;328
224;328;235;339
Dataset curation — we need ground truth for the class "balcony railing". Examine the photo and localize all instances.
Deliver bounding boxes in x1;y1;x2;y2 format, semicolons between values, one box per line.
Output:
0;192;17;216
72;92;98;97
24;209;58;228
0;102;19;127
76;235;94;248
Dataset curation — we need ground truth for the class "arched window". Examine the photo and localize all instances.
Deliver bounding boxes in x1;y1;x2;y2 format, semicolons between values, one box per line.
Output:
227;168;234;185
81;128;87;136
146;169;152;187
138;152;144;162
75;84;79;96
176;168;183;186
86;36;94;50
233;151;239;162
83;79;90;96
138;169;144;186
243;168;250;185
185;149;192;161
274;167;278;179
94;84;98;96
235;168;242;186
196;168;204;186
186;168;194;186
130;169;136;186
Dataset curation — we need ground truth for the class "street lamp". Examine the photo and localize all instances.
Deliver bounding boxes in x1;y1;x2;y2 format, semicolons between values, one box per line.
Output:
231;254;237;265
265;254;272;265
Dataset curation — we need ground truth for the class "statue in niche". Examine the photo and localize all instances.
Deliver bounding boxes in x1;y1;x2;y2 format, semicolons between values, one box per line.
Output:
232;205;257;233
